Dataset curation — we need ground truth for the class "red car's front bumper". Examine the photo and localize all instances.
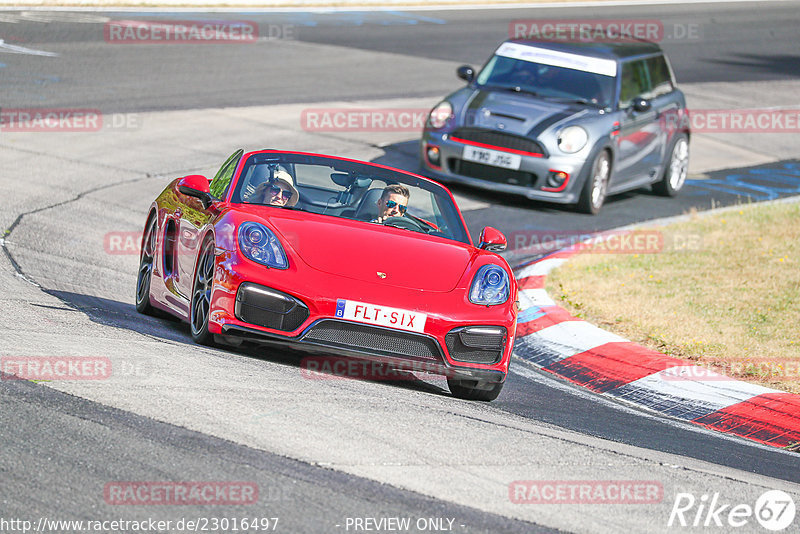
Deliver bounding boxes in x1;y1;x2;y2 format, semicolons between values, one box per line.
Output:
207;250;516;384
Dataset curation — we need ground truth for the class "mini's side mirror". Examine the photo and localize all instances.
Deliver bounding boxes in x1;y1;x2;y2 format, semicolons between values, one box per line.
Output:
478;226;507;252
457;65;475;82
633;98;652;113
177;175;215;209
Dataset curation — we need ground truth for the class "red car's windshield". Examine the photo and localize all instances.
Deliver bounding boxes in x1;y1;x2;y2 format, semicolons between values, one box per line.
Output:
230;152;471;245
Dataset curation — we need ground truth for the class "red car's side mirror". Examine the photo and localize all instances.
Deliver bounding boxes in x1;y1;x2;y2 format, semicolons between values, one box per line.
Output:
478;226;507;252
177;175;215;208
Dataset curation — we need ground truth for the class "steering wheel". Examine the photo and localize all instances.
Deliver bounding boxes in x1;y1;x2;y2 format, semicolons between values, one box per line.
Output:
382;216;424;233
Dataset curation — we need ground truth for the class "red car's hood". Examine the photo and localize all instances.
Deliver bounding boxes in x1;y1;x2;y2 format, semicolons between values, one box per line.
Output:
267;211;473;292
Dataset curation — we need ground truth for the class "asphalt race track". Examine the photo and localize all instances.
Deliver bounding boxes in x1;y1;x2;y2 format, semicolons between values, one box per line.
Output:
1;2;800;533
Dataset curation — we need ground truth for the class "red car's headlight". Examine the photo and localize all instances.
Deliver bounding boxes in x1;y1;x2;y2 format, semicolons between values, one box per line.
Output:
237;222;288;269
469;265;510;306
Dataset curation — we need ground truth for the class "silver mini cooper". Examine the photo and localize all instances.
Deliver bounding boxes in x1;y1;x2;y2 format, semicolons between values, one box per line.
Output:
420;39;690;214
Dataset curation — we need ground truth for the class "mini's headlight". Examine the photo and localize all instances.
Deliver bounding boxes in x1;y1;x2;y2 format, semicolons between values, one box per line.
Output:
428;101;453;129
237;222;288;269
469;264;510;306
558;125;589;153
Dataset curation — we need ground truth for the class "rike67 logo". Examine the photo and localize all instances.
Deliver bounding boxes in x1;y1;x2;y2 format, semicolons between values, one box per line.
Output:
668;490;796;531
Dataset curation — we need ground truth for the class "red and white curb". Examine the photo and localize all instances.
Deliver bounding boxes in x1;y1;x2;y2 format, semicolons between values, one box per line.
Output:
512;249;800;450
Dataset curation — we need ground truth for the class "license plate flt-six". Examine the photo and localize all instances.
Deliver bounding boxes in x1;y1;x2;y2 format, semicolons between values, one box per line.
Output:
335;299;427;333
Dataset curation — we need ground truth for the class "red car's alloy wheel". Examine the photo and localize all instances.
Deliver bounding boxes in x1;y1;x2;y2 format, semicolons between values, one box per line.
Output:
190;239;216;345
135;216;157;315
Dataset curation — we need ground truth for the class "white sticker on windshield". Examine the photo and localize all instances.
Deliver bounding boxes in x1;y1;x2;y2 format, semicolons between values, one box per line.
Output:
495;42;617;77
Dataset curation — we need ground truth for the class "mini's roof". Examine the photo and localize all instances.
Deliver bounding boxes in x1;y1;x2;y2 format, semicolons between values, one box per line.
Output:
507;39;663;61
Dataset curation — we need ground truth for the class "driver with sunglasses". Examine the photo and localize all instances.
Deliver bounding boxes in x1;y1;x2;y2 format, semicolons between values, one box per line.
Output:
248;169;299;208
373;184;410;224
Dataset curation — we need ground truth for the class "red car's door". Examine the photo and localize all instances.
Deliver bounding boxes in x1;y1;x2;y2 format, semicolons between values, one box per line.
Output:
175;149;243;298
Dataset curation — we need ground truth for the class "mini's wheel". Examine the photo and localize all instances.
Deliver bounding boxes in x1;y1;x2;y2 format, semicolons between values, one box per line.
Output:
577;150;611;215
653;133;689;196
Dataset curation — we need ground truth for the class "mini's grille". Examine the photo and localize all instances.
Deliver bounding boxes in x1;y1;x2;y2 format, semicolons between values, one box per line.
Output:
235;283;309;332
445;327;506;364
448;158;538;187
303;320;441;362
451;128;545;156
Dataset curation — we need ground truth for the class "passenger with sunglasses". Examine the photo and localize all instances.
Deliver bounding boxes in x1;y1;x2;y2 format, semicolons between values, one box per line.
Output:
373;184;410;224
249;169;299;208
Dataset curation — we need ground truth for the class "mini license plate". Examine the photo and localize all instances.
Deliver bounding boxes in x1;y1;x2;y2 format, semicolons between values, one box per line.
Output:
335;299;427;333
462;146;522;170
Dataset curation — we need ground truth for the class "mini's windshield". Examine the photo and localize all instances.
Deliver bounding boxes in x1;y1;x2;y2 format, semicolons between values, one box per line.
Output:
230;152;470;245
476;49;616;109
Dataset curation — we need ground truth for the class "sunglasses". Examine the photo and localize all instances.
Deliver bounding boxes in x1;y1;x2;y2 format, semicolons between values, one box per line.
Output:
385;199;407;214
269;185;294;200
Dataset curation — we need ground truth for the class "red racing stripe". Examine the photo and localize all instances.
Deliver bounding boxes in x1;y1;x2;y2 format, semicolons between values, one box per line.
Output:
550;248;581;260
544;342;687;393
515;307;576;337
517;275;546;290
692;393;800;447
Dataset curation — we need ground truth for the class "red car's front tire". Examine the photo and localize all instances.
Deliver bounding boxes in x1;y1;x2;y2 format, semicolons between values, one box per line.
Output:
447;377;505;401
190;238;216;346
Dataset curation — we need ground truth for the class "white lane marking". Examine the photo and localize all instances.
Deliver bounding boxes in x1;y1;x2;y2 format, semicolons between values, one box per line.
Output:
517;287;536;311
452;193;490;212
521;288;554;307
509;361;789;454
0;12;110;23
516;257;565;279
524;320;628;360
0;39;59;57
612;366;779;412
5;1;785;14
20;12;110;23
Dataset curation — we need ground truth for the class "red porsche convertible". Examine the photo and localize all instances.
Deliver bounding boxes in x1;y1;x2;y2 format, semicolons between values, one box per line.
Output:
136;150;517;400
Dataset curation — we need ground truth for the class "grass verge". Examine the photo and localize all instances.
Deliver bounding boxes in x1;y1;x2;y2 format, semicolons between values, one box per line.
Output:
545;200;800;394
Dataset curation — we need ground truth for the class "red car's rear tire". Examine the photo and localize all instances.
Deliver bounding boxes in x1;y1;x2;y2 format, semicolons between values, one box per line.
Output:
135;216;158;316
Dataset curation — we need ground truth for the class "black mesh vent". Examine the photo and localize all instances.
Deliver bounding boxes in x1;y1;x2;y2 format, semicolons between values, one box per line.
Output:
449;158;538;187
235;283;309;332
303;320;442;362
445;327;506;364
451;128;546;156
